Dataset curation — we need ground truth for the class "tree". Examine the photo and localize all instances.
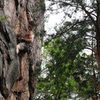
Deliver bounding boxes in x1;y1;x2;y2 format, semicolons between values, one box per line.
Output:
48;0;100;51
36;23;98;100
36;0;100;100
0;0;45;100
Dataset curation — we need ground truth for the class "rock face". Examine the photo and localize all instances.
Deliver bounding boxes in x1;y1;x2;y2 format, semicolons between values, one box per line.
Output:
0;0;45;100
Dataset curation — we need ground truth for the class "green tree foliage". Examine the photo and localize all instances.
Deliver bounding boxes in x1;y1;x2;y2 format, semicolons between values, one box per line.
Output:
36;0;100;100
0;16;8;21
36;24;99;100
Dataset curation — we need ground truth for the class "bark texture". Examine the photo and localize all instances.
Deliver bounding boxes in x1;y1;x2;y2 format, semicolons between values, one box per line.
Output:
0;0;45;100
94;0;100;99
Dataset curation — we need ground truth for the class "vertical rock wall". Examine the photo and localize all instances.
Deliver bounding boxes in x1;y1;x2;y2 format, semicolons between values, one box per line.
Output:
0;0;45;100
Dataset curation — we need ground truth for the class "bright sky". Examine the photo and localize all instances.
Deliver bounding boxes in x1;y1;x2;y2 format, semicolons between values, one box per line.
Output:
45;0;84;34
45;0;65;34
45;12;65;34
45;0;94;33
45;0;92;55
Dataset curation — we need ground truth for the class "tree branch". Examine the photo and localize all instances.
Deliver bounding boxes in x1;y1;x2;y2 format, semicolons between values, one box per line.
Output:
80;4;96;26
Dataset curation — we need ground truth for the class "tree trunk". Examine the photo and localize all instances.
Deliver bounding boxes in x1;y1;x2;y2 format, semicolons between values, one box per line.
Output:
0;0;45;100
93;1;100;100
